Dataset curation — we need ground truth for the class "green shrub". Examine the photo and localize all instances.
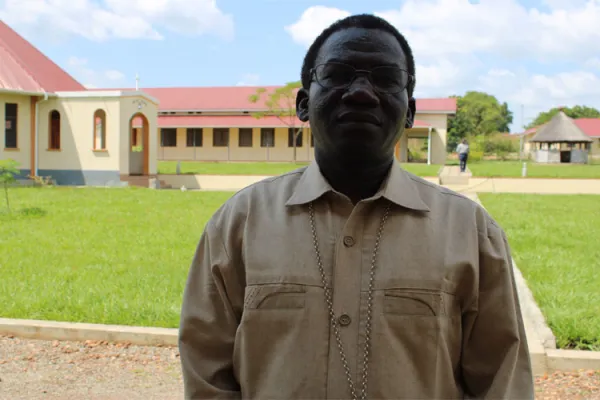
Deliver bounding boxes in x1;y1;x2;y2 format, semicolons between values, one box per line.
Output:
0;159;19;212
469;151;484;162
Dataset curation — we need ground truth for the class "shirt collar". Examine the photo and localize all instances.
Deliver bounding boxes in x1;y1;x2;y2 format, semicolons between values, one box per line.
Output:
285;159;430;212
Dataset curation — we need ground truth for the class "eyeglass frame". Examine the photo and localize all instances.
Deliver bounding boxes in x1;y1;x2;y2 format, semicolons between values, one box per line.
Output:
309;62;414;95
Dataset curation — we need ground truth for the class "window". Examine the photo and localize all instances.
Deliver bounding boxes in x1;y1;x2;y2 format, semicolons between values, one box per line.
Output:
261;128;275;147
213;128;229;147
4;103;17;149
49;110;61;150
93;109;106;150
288;128;303;147
161;128;177;147
186;128;203;147
238;128;253;147
311;132;314;147
132;129;139;146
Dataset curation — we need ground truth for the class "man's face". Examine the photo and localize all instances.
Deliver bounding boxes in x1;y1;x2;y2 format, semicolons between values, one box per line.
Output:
297;27;415;161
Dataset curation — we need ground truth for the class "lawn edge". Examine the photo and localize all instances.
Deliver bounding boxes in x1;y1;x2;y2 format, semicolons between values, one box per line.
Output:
0;318;177;346
2;317;600;373
466;193;600;374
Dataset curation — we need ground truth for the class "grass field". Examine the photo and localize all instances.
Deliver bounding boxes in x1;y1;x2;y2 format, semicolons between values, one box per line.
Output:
479;193;600;350
451;160;600;178
2;187;599;351
158;160;600;179
0;187;232;328
158;161;442;177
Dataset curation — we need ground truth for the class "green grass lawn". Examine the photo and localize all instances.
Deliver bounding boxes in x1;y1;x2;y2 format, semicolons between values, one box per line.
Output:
158;161;441;176
479;193;600;350
0;187;233;328
451;160;600;178
158;161;442;177
158;161;308;176
159;160;600;179
3;187;598;350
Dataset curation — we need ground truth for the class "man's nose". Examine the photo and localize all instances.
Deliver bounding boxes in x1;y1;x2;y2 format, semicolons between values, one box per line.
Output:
341;76;380;106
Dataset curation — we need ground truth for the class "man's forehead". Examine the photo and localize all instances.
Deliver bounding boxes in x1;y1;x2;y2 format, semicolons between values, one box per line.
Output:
316;27;406;67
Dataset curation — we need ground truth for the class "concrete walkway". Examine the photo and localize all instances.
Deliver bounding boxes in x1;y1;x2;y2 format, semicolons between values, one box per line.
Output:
442;177;600;195
159;173;600;195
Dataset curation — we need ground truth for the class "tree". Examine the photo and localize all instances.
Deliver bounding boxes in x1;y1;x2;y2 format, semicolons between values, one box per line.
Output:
0;159;20;213
526;105;600;129
447;91;514;151
249;81;306;161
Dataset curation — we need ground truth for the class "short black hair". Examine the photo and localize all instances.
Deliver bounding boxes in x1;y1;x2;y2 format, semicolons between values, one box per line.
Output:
300;14;416;97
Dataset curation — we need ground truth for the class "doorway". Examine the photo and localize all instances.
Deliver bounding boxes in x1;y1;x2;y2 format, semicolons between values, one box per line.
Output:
129;113;149;175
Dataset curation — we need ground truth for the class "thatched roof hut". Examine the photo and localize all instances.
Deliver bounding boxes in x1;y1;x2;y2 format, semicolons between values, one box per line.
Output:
530;111;593;143
528;111;593;163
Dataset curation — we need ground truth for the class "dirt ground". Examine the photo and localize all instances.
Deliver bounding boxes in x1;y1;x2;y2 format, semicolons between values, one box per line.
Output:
1;335;599;399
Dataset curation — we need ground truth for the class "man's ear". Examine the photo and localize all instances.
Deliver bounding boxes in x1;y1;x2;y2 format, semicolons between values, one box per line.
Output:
405;97;416;129
296;88;309;122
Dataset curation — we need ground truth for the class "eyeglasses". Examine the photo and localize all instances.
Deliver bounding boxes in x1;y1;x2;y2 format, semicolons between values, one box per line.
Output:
310;62;413;94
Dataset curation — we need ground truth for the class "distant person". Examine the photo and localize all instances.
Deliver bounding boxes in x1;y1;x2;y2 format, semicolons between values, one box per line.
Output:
456;138;470;172
178;14;533;400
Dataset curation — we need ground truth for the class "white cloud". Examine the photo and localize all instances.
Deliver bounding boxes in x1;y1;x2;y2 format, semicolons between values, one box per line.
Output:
66;56;127;88
584;58;600;70
375;0;600;63
286;0;600;131
0;0;234;41
284;6;350;48
236;73;260;87
477;68;600;129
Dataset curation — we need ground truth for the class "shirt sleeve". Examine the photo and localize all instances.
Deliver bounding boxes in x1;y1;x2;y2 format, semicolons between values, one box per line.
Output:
178;218;244;399
460;219;535;399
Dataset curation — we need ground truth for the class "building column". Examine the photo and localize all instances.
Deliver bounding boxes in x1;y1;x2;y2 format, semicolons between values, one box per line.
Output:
427;127;432;165
399;132;409;162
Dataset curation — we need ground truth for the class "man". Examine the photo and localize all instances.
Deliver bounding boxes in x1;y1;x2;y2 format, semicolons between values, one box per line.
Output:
179;14;534;400
457;139;470;172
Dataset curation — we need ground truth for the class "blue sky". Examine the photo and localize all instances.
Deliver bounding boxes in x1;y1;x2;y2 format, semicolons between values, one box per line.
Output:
2;0;600;132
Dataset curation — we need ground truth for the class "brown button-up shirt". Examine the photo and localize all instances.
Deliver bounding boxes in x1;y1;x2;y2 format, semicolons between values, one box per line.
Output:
179;161;534;399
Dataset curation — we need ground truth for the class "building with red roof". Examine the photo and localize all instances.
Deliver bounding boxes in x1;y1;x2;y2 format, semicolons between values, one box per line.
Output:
1;20;456;186
516;115;600;162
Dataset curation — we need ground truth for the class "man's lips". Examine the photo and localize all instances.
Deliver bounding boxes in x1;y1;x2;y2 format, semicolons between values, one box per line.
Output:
337;111;382;126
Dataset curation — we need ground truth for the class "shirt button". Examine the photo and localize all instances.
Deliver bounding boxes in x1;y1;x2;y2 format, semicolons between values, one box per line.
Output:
338;314;352;326
343;236;355;247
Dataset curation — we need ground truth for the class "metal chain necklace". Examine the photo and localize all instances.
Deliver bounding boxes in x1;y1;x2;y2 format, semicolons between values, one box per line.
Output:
308;201;392;400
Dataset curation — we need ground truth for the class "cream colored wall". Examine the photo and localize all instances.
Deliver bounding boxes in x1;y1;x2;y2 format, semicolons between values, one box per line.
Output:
119;97;158;175
416;113;448;164
37;97;121;172
0;93;33;171
155;112;449;164
158;126;315;162
590;138;600;159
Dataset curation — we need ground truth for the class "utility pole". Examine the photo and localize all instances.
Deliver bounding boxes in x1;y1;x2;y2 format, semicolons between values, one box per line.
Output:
519;104;524;161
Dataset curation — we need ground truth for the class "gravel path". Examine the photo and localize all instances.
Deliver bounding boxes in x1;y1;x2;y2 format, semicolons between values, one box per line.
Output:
0;335;183;400
1;335;599;399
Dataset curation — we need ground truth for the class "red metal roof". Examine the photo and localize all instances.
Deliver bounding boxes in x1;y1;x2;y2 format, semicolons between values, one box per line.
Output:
413;119;431;128
520;118;600;138
415;98;457;113
158;115;303;128
574;118;600;137
132;115;434;129
102;86;457;113
0;21;85;93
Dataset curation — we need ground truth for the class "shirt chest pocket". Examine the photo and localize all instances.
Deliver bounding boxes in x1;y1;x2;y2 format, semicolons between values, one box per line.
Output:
383;289;445;316
380;278;460;318
243;283;307;310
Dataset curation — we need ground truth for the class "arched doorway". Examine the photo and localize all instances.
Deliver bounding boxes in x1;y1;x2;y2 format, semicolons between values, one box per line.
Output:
129;113;149;175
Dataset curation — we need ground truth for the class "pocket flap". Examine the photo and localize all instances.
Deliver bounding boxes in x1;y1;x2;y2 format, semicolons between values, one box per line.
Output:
244;284;307;310
383;289;442;316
